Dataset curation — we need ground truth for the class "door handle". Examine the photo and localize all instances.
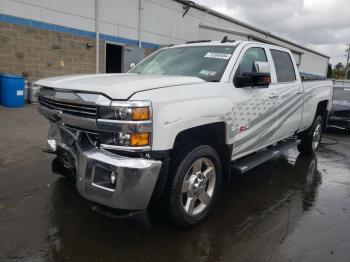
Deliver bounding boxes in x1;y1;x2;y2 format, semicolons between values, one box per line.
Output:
296;90;303;94
269;94;279;99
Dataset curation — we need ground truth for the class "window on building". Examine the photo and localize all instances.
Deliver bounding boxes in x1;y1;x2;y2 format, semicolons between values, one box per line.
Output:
271;49;296;82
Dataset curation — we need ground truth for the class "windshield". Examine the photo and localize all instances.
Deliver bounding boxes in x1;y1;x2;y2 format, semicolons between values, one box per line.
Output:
333;86;350;101
129;45;236;82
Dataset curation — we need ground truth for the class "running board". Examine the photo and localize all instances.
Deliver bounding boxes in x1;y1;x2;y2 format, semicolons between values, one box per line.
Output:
231;139;300;174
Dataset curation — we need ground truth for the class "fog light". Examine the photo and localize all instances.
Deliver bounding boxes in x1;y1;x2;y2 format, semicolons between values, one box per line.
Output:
110;171;116;187
47;138;57;152
130;133;149;146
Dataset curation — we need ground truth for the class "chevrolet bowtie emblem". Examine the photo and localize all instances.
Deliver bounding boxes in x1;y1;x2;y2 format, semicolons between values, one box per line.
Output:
53;110;63;122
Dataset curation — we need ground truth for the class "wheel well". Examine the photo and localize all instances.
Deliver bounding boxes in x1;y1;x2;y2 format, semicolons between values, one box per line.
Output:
173;122;232;179
315;100;329;128
152;123;232;198
173;122;226;154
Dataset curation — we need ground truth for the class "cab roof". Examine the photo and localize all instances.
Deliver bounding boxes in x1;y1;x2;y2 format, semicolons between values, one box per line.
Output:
163;40;291;53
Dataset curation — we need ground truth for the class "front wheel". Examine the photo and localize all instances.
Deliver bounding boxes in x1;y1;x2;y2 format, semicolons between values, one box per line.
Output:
166;145;222;227
298;116;323;155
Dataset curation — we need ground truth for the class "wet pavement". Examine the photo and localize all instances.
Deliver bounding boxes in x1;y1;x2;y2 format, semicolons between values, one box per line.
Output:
1;105;350;262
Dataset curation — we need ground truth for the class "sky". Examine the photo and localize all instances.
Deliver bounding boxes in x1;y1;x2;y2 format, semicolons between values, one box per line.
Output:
194;0;350;66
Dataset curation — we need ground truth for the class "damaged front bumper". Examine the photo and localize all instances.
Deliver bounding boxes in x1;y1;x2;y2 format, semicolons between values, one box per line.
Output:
48;123;162;211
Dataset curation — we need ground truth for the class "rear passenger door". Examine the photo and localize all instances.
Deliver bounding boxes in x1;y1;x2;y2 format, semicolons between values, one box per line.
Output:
263;48;303;144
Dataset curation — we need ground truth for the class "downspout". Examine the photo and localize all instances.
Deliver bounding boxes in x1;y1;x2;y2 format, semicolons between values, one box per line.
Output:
138;0;142;48
95;0;100;73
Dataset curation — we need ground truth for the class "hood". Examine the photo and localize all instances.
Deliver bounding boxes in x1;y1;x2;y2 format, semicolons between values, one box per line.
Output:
35;73;205;99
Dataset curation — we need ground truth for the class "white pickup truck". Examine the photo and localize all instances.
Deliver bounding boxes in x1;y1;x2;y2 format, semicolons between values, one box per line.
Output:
36;39;333;227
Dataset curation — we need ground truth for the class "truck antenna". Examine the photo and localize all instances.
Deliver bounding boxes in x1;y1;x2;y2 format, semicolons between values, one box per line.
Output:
221;36;235;43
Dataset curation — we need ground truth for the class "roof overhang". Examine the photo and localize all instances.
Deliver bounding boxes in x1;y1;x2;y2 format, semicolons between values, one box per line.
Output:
174;0;330;59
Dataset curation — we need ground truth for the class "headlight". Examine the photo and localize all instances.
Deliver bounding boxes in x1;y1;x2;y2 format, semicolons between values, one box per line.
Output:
97;101;152;149
97;101;151;121
100;132;150;147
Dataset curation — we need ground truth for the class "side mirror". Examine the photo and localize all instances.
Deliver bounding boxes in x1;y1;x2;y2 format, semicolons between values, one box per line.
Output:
235;61;271;88
253;61;271;74
129;62;136;69
235;72;271;88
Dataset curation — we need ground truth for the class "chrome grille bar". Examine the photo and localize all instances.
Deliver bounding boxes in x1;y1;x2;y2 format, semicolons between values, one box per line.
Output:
39;96;97;118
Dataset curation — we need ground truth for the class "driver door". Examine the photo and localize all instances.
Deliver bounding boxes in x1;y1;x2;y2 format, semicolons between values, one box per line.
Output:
229;45;279;159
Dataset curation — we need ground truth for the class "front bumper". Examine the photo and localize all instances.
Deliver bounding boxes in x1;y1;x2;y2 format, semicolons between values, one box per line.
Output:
48;123;162;210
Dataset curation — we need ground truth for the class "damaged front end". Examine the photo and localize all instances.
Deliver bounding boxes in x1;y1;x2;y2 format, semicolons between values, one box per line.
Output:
37;87;162;213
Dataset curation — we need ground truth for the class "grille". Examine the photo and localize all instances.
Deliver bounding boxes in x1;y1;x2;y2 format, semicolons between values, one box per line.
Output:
39;96;97;118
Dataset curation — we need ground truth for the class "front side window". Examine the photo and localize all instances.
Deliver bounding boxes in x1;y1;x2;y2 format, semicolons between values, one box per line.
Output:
129;46;236;82
235;47;267;77
271;49;296;82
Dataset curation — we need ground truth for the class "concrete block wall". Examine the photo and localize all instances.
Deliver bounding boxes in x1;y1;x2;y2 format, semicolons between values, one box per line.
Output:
0;21;105;81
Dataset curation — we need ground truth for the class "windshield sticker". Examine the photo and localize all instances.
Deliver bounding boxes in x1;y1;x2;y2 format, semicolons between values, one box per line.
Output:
199;69;210;76
199;70;217;76
204;52;232;60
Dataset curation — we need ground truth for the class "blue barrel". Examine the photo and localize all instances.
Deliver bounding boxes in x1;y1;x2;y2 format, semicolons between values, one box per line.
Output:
0;74;25;107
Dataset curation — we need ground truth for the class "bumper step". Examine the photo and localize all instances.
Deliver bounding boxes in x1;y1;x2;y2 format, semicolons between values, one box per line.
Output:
231;138;300;174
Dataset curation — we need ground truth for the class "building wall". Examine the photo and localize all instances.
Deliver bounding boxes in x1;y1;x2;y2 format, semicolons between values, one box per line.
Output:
0;0;329;80
0;21;106;81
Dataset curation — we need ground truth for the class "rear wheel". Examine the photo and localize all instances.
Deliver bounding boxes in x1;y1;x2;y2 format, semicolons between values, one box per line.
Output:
298;116;323;155
166;145;222;227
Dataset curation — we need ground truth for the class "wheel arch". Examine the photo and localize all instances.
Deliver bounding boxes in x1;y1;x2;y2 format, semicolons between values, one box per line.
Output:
152;122;233;198
172;122;233;180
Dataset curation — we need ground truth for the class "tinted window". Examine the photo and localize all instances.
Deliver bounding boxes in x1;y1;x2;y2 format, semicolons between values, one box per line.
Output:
271;49;296;82
235;47;267;76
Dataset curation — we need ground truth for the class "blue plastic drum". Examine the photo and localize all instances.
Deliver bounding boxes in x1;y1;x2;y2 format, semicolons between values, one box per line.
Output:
0;74;25;107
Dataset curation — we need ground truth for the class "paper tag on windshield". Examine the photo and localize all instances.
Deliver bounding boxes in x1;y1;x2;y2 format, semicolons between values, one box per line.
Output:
204;52;232;60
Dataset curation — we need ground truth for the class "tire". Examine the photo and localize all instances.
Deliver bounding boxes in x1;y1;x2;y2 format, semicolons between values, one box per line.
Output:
297;116;323;155
165;145;222;227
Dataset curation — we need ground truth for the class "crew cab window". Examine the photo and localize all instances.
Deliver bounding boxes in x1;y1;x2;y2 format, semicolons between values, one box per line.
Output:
270;50;296;82
130;46;236;82
235;47;267;76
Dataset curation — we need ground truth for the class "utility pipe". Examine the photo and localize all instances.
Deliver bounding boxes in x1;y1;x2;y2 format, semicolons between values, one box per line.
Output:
138;0;142;48
95;0;100;73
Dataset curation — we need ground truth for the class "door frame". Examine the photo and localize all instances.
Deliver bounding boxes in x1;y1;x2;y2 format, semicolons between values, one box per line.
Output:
105;41;125;73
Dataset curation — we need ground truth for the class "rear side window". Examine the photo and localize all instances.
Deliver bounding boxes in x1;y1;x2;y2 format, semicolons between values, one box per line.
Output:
271;50;296;82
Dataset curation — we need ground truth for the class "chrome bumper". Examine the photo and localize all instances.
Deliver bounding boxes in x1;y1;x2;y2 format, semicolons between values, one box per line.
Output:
48;123;162;210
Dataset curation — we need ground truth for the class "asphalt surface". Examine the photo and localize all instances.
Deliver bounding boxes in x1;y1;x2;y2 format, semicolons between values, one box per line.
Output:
1;104;350;262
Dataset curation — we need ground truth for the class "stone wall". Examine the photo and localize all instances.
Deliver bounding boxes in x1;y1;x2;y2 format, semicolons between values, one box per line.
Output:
0;21;105;81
